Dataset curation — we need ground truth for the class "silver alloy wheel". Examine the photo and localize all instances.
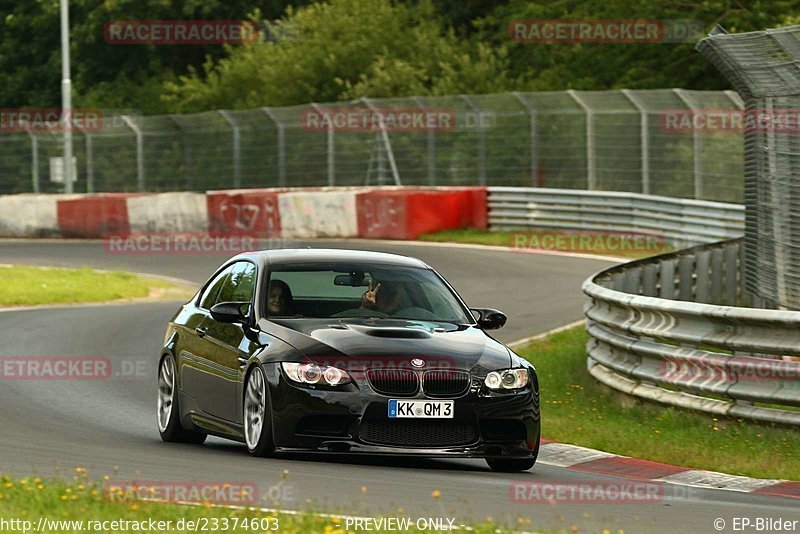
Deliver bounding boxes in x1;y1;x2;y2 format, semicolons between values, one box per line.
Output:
157;356;175;433
244;367;266;451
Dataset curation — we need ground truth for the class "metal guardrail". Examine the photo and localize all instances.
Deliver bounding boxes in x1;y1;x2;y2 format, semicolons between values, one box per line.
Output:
488;187;744;247
583;238;800;426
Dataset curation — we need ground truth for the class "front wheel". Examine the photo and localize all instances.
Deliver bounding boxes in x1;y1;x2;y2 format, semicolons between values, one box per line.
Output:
157;354;206;444
243;365;275;457
486;421;540;472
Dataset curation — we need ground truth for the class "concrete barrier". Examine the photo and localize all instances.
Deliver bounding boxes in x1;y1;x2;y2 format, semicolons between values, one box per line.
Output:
0;194;79;237
56;193;141;238
0;187;488;239
126;192;208;233
278;190;359;238
356;188;487;239
207;189;281;237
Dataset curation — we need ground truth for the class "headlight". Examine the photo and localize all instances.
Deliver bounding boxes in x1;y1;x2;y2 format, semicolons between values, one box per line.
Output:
281;362;352;386
484;368;529;390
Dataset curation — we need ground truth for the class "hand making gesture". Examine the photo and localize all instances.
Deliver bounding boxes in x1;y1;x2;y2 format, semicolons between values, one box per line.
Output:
361;279;381;308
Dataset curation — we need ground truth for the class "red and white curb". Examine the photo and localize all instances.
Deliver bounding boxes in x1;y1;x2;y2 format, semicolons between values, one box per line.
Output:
537;441;800;499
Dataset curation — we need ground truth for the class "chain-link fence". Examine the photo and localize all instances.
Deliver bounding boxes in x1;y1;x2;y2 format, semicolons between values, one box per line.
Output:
698;25;800;310
0;89;745;202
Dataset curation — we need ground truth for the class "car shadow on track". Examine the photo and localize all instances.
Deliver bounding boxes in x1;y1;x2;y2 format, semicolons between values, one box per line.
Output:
198;439;527;474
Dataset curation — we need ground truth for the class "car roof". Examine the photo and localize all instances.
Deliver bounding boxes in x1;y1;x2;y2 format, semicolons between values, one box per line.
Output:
236;248;430;269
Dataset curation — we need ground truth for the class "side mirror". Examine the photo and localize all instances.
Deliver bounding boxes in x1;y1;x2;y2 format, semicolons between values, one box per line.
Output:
210;301;250;324
470;308;507;330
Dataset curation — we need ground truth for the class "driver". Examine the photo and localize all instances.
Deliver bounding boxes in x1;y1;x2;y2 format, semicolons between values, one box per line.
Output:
267;279;294;315
361;280;401;315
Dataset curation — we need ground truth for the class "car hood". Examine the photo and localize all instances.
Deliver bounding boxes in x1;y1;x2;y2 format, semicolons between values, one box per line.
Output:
261;317;511;373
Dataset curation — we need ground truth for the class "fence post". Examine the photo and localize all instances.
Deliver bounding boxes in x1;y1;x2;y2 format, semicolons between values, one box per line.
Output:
512;92;539;187
674;89;703;199
413;96;435;185
121;115;145;192
460;95;486;185
83;130;94;193
622;89;650;194
218;110;242;189
168;115;192;190
261;108;286;187
362;97;401;186
310;102;335;186
23;127;40;193
568;90;596;190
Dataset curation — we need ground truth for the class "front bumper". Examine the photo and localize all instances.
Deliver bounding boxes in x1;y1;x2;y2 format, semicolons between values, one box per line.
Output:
263;363;540;459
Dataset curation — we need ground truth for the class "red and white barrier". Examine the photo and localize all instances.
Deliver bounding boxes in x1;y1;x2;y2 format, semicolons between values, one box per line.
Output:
0;193;82;237
0;186;486;240
279;190;359;238
126;192;208;233
206;189;281;237
57;193;140;238
357;187;486;239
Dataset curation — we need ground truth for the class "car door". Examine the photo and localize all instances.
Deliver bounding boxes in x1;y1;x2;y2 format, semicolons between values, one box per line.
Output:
194;261;258;423
179;263;233;410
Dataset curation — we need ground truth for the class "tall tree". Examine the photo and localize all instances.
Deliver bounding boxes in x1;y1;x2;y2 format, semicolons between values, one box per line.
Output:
162;0;512;111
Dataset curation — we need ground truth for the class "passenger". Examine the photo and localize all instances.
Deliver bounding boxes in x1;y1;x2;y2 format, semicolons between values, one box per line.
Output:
361;280;401;315
267;279;294;315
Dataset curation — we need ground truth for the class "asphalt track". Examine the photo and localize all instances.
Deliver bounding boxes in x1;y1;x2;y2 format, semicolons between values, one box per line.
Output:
0;240;797;533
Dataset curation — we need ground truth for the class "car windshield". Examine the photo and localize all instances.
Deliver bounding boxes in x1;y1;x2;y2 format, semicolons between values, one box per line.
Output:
264;263;471;323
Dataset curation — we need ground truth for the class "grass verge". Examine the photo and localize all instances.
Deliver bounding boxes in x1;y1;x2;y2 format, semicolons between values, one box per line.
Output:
418;228;672;259
0;474;530;533
518;326;800;480
0;265;193;306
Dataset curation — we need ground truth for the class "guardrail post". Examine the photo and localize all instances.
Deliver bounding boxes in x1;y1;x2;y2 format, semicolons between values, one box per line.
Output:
622;90;650;195
460;95;486;186
310;102;335;186
659;259;676;299
674;89;703;199
120;114;145;192
568;90;596;190
262;107;286;188
695;250;711;303
512;92;539;187
218;110;242;189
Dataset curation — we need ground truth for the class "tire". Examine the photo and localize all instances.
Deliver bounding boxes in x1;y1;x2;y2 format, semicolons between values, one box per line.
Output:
486;420;540;472
157;354;207;444
243;365;275;457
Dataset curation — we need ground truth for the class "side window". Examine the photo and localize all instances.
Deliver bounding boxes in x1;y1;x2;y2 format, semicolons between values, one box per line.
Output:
218;262;257;303
198;265;234;310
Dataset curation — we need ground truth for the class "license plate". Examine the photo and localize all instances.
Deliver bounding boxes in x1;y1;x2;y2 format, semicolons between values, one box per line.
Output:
388;399;454;418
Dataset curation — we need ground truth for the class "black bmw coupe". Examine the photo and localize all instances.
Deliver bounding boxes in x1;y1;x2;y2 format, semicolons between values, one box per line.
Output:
158;249;540;471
